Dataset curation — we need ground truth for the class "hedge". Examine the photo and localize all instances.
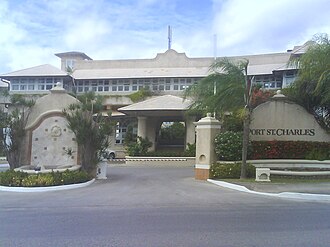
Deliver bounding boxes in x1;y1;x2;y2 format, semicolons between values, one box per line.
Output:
210;162;256;179
0;169;92;187
250;141;330;160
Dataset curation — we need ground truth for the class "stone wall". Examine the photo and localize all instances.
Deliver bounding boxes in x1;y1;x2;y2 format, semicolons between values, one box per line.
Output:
21;83;80;167
29;115;77;168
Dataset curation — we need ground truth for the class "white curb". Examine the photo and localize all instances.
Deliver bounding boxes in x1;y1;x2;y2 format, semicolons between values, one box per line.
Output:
0;179;95;193
207;179;330;202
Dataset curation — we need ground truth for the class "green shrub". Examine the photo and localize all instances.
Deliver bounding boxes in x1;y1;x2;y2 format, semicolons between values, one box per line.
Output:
144;151;183;157
210;162;256;179
125;136;152;156
305;149;330;161
0;169;91;187
128;88;153;102
0;170;28;186
182;143;196;157
222;113;243;132
130;143;195;157
21;174;54;187
160;122;185;140
214;131;247;161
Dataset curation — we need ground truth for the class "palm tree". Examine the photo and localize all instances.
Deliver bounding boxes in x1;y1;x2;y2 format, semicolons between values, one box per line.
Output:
0;95;35;169
287;33;330;129
66;66;77;97
63;92;113;176
185;58;252;178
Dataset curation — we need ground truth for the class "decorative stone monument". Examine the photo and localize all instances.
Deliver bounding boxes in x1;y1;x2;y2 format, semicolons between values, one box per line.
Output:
194;113;221;180
21;83;80;168
250;90;330;142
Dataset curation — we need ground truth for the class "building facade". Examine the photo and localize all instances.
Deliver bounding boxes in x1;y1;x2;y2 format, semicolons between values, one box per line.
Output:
0;43;309;156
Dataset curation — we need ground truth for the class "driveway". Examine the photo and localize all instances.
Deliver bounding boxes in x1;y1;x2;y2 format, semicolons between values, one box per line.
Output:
1;164;330;247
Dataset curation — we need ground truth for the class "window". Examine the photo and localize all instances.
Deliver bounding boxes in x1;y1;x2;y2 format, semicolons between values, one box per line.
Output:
115;123;127;144
91;81;97;92
285;71;295;78
124;80;130;91
111;80;117;91
11;79;19;90
115;120;137;144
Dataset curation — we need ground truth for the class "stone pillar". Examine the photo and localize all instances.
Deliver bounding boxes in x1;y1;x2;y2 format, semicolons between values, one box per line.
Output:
195;113;221;180
137;116;156;151
137;116;147;139
185;116;196;148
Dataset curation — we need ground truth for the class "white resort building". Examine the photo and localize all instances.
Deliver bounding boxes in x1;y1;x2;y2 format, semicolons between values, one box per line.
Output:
0;43;309;156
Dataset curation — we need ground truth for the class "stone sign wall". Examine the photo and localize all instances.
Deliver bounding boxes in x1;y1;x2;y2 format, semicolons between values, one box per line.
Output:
21;83;80;167
30;115;77;168
250;92;330;142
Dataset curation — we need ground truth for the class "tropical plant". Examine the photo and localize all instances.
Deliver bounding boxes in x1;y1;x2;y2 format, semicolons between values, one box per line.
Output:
66;66;77;97
185;58;253;178
128;88;153;102
286;33;330;130
0;94;34;168
125;136;152;156
63;92;113;175
159;122;185;140
182;143;196;157
214;131;244;161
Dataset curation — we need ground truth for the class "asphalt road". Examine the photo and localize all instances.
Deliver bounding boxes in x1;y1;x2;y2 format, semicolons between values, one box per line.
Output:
1;165;330;247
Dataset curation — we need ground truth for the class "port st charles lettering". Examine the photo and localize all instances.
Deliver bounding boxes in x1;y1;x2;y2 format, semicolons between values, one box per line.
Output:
250;128;315;136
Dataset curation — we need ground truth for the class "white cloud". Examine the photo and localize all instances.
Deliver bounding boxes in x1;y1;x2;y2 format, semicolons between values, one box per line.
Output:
211;0;330;55
0;0;330;74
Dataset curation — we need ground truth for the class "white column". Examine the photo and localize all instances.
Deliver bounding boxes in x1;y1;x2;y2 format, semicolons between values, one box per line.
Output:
145;118;156;151
185;116;196;148
137;117;147;139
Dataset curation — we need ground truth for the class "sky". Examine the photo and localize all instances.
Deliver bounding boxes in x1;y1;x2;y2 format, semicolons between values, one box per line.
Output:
0;0;330;74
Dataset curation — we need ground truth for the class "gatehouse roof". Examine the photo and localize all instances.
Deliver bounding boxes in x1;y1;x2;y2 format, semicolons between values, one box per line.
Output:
118;95;192;118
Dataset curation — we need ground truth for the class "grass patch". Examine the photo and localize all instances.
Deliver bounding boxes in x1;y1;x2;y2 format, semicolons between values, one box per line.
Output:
219;177;330;184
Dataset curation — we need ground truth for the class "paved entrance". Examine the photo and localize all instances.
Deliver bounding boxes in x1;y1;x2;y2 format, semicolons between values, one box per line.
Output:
2;164;330;247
